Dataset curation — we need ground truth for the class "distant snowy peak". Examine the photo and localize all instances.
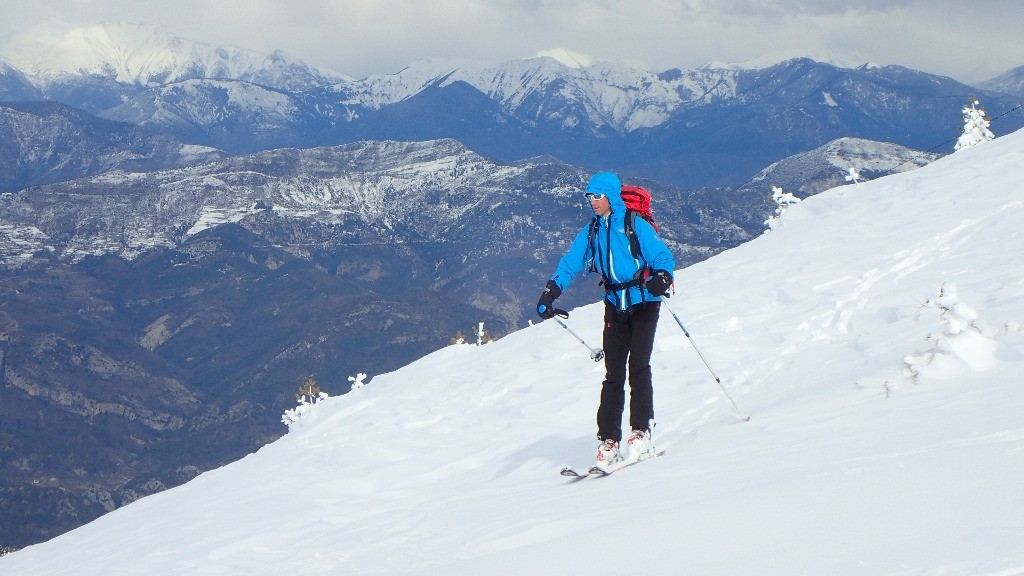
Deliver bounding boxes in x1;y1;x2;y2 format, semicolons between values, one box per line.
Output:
341;54;911;132
341;56;699;130
533;48;593;69
745;137;941;196
700;52;881;72
978;65;1024;97
26;22;352;91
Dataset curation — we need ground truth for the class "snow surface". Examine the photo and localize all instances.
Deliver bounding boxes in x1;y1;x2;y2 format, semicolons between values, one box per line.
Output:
3;130;1024;574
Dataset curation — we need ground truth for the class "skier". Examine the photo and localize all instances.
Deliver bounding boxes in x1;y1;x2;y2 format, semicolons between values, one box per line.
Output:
536;171;675;472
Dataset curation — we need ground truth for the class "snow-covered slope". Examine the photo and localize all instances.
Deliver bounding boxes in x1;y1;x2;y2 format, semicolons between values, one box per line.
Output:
4;124;1023;573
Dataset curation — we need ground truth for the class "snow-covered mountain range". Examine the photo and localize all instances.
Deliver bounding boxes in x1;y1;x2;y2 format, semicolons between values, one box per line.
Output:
2;23;1020;187
16;22;352;91
2;123;1021;575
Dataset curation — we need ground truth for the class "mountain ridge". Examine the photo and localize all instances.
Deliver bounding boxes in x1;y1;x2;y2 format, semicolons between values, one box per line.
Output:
0;100;223;193
3;23;1019;187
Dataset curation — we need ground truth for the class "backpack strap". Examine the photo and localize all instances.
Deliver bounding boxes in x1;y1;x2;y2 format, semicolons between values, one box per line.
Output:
585;216;600;274
624;210;643;262
589;211;656;307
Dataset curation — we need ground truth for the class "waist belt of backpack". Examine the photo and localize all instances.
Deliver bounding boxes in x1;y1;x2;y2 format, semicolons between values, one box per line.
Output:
601;276;644;292
601;266;651;293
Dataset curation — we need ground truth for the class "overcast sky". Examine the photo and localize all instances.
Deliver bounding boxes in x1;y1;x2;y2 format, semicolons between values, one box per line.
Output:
1;0;1022;82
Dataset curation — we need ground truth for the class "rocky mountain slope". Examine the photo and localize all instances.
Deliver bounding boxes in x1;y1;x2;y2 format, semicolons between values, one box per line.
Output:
740;137;942;197
0;62;40;101
0;101;222;192
979;65;1024;97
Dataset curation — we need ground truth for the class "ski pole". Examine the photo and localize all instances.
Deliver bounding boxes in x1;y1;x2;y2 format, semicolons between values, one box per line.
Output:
663;301;750;422
551;311;605;362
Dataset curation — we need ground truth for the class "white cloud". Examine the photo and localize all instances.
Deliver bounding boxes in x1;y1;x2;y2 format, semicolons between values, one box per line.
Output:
534;48;592;69
0;0;1021;81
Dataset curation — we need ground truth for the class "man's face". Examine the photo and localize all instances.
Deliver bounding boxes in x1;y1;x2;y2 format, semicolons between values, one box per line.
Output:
588;194;611;217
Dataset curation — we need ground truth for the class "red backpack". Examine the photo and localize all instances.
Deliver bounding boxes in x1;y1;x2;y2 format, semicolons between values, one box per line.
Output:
620;185;660;263
587;184;661;268
620;185;659;234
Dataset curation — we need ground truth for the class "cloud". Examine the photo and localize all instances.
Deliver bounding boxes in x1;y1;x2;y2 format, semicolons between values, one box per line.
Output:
1;0;1021;82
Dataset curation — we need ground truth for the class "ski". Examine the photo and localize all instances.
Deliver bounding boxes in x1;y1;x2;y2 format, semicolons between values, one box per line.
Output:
560;449;665;481
588;450;666;477
560;466;591;480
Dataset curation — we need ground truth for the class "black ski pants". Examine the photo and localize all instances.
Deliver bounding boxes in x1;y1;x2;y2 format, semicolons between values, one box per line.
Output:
597;301;660;442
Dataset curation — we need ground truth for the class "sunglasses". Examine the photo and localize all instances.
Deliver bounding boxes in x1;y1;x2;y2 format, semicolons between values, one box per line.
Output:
585;193;607;201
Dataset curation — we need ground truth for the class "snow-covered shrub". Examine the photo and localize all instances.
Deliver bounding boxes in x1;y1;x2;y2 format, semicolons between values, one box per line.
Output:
450;323;495;346
281;378;329;430
844;166;862;184
473;322;494;345
903;283;998;382
955;98;995;151
348;372;368;389
764;185;801;232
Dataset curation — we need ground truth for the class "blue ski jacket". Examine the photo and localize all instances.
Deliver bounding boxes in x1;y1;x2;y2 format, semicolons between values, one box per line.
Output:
549;172;676;310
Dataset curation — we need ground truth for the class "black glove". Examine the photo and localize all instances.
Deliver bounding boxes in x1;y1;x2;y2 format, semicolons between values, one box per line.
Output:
536;280;562;319
646;269;673;297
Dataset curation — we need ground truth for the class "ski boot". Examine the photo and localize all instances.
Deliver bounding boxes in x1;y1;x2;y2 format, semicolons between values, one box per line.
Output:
624;429;655;463
593;438;622;472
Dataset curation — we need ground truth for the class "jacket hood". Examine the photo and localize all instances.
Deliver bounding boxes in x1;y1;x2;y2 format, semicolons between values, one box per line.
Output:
585;172;625;213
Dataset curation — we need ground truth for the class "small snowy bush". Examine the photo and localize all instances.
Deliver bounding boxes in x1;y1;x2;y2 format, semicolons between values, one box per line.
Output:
281;378;329;430
903;283;998;382
764;185;801;232
473;322;494;345
450;322;495;346
348;372;368;389
955;98;995;151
